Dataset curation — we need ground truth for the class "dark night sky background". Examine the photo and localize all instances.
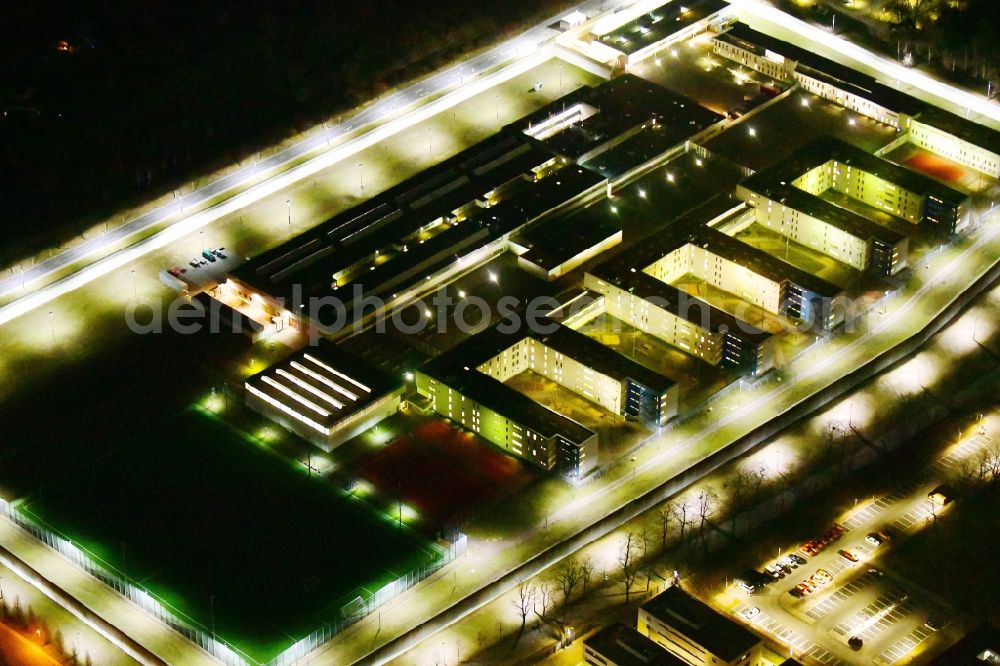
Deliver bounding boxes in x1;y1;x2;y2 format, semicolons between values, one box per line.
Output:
0;0;571;262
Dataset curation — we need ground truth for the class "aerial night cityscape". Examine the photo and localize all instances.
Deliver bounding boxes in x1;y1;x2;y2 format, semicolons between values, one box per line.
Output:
2;0;1000;665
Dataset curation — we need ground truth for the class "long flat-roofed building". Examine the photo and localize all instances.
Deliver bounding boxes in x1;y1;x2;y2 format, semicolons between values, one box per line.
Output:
713;23;1000;181
713;22;923;128
594;0;730;68
245;341;402;451
512;74;725;170
737;178;909;275
585;196;843;374
742;135;971;234
224;132;593;334
585;622;687;666
509;211;623;280
587;269;776;374
416;320;679;477
736;138;915;276
638;586;765;666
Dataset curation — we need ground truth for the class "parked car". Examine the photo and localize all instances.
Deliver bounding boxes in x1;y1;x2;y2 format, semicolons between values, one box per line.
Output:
866;533;882;546
189;260;201;269
789;587;805;598
839;549;859;563
168;267;182;277
201;249;217;262
194;256;207;266
816;568;834;583
740;607;760;620
789;554;807;565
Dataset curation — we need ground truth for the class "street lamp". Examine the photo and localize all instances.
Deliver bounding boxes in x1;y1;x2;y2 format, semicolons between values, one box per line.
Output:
427;127;433;158
48;310;54;344
131;269;136;298
358;162;365;193
286;199;291;228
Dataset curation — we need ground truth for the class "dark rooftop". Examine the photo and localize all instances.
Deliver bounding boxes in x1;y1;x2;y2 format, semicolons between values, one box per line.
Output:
420;325;596;444
231;132;557;302
741;178;906;245
931;623;1000;665
598;0;729;56
692;224;843;297
584;623;686;666
915;105;1000;158
594;194;841;297
751;135;967;205
421;316;677;438
593;268;773;344
641;586;762;662
531;323;676;393
512;210;622;271
510;74;723;162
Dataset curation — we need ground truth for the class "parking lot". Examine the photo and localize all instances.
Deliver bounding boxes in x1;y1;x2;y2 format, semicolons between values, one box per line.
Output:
710;422;1000;666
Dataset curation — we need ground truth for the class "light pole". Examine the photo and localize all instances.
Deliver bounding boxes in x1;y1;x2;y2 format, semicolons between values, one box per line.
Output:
427;127;433;158
286;199;292;231
131;269;137;298
358;162;365;193
48;310;54;344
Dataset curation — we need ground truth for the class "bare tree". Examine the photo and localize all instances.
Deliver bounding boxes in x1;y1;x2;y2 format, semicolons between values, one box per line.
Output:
579;555;595;595
512;581;536;639
655;502;673;551
696;488;719;550
535;583;553;621
618;532;642;603
670;497;693;547
977;444;1000;485
724;466;765;533
552;560;583;607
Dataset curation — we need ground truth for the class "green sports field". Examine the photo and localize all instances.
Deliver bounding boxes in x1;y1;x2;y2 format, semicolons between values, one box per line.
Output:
20;407;440;664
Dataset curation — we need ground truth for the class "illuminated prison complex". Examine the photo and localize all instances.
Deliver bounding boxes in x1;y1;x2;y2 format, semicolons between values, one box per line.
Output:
245;341;402;451
713;23;1000;180
416;321;679;476
223;75;724;334
584;196;842;375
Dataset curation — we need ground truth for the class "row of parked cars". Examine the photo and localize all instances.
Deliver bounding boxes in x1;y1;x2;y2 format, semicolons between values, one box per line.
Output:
166;247;228;279
790;567;835;598
188;247;227;269
800;523;845;557
737;553;808;593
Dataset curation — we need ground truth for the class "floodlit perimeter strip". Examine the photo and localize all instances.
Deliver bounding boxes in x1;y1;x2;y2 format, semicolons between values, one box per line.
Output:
729;0;1000;126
